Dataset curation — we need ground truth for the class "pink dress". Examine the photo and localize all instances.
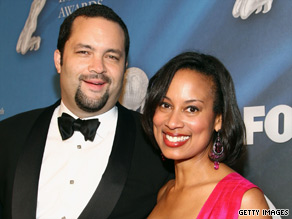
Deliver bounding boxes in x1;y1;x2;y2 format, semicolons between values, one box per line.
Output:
197;172;259;219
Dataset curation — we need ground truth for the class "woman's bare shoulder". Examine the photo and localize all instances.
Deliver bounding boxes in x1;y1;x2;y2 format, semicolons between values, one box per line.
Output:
239;188;271;219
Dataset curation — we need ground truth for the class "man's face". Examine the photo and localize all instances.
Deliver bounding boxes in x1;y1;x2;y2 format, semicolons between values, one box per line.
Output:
54;16;127;118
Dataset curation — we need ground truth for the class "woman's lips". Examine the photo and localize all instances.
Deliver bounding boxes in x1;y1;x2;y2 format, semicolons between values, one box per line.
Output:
163;132;190;147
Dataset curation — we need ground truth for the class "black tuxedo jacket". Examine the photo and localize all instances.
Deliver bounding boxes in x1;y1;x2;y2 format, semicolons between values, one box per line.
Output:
0;101;173;219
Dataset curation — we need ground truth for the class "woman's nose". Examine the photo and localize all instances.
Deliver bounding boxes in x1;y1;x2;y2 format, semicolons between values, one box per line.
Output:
165;110;184;130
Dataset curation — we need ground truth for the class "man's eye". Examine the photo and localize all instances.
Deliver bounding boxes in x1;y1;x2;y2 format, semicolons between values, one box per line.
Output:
108;55;119;60
77;51;89;55
186;106;198;113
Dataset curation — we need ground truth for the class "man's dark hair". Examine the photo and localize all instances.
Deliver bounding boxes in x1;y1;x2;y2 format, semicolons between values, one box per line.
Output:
57;4;130;64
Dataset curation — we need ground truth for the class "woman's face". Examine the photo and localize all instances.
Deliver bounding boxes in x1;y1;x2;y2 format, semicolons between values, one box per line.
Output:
153;69;222;161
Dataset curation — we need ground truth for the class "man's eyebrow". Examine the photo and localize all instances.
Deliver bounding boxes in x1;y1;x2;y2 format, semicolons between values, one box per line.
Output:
74;43;93;50
106;48;123;56
74;44;124;56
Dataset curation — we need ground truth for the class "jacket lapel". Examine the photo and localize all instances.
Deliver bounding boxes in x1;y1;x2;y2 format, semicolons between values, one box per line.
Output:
11;101;60;219
79;104;136;219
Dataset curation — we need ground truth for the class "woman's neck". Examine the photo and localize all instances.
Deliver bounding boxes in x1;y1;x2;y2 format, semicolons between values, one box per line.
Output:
173;154;231;189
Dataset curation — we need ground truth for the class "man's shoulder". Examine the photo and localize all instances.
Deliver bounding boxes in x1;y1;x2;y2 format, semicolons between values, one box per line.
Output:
117;103;141;118
117;103;141;121
0;108;45;126
0;101;59;128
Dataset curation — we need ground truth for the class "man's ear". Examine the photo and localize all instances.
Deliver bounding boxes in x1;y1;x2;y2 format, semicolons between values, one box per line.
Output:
54;49;61;74
215;114;222;132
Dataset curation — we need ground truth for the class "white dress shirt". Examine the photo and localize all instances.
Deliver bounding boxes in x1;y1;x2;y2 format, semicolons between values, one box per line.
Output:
36;102;118;219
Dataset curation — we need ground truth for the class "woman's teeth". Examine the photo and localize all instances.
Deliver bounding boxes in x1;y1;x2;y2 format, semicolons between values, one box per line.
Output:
165;134;190;142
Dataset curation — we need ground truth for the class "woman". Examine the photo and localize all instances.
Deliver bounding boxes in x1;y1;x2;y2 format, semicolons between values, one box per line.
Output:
142;52;270;218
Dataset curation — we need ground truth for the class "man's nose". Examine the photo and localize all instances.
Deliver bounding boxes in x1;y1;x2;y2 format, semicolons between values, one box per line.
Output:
88;56;106;74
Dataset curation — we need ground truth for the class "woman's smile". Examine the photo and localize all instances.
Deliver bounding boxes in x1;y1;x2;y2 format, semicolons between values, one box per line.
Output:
163;132;190;147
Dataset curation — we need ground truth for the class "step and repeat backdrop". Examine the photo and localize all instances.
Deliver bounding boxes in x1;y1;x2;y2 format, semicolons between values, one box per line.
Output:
0;0;291;214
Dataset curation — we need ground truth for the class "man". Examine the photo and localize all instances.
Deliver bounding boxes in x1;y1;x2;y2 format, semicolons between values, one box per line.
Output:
0;4;172;219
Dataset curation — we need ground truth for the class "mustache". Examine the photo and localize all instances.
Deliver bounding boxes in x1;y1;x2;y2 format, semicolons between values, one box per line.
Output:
79;74;111;84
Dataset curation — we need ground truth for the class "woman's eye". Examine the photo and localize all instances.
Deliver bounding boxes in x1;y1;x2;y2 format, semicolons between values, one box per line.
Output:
186;106;198;113
160;102;171;109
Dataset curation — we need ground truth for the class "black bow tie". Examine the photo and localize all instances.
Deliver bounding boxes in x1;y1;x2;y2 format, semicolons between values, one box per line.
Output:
58;113;100;141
